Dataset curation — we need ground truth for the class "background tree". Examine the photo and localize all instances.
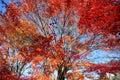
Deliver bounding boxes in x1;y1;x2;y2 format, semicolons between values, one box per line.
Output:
0;0;120;80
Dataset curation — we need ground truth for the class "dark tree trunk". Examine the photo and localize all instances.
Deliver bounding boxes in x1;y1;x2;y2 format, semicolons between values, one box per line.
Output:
57;64;68;80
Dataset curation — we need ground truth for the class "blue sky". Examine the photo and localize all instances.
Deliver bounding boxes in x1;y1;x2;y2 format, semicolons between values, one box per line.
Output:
0;0;9;12
88;50;119;63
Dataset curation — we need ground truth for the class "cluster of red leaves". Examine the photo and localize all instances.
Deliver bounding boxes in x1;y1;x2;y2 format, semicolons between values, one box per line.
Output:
0;66;28;80
87;61;120;75
0;67;16;80
19;35;53;62
76;0;120;34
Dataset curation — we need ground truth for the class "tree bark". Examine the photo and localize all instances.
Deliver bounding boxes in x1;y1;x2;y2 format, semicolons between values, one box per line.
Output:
57;65;68;80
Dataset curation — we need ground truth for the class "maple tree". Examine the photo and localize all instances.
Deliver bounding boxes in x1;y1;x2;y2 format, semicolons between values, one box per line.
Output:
0;0;120;80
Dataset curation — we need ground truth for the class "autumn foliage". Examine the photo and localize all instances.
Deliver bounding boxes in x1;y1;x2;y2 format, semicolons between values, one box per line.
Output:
87;61;120;74
0;0;120;80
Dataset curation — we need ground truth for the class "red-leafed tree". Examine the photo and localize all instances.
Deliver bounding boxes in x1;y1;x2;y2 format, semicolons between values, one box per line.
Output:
0;0;120;80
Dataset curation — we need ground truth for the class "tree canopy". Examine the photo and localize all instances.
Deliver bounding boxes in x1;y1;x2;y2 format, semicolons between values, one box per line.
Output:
0;0;120;80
